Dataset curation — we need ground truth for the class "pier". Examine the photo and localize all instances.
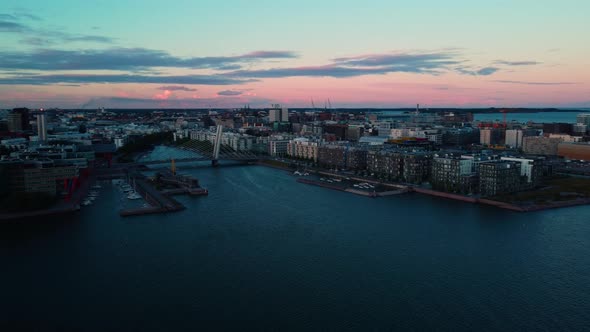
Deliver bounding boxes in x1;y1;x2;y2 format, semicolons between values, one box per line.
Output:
118;167;207;217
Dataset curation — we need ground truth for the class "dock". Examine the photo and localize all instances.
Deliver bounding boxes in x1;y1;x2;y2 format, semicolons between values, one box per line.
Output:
296;178;408;198
118;169;206;217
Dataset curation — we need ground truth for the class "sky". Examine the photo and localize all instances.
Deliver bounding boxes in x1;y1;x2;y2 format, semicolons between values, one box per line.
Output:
0;0;589;109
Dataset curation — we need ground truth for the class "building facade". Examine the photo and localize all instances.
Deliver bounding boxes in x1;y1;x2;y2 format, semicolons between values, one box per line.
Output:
523;137;562;155
479;161;522;197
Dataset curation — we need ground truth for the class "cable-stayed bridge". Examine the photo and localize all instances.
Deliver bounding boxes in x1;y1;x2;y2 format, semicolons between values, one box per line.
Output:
126;125;265;167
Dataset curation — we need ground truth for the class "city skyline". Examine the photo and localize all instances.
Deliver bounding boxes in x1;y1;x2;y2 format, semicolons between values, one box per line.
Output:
0;0;589;109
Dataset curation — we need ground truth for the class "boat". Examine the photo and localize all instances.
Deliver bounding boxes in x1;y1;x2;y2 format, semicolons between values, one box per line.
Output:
303;173;310;176
91;184;102;189
81;199;92;206
293;171;302;176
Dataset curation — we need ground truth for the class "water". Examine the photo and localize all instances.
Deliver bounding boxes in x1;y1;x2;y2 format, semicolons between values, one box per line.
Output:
475;111;586;124
2;152;590;330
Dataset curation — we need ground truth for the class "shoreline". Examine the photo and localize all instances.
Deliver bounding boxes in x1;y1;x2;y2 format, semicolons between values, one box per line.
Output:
0;171;95;223
256;160;590;213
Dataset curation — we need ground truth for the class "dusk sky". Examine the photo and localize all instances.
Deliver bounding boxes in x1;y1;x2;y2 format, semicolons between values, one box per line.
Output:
1;0;588;109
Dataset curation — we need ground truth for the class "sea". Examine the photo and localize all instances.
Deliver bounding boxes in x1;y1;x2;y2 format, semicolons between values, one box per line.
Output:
474;111;588;124
1;147;590;331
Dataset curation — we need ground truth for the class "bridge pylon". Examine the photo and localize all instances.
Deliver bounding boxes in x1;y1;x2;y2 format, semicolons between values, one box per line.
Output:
212;125;223;167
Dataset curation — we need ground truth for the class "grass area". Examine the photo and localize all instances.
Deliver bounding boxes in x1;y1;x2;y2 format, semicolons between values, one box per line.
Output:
492;176;590;205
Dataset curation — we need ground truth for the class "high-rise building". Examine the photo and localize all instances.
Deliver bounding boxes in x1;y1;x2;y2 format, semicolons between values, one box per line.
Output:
7;113;22;132
7;108;30;132
505;129;524;148
268;106;289;123
268;109;280;123
281;107;289;122
576;113;590;126
480;128;504;145
573;123;588;135
37;113;47;141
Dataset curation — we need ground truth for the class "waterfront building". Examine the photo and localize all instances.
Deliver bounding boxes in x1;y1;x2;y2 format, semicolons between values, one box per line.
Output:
4;159;79;196
346;147;368;171
402;152;433;184
430;155;476;194
287;138;319;161
500;156;544;186
318;145;346;169
479;161;523;197
366;150;432;183
367;150;403;181
221;133;254;152
317;144;368;171
269;139;289;157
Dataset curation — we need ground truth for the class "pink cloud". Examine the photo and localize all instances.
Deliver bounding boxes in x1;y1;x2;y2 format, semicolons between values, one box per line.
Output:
154;89;172;100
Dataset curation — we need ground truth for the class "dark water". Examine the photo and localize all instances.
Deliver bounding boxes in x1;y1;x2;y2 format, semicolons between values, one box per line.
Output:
475;111;584;124
2;162;590;331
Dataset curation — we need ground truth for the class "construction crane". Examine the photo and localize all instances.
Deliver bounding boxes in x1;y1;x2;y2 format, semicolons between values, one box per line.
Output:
500;109;508;128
